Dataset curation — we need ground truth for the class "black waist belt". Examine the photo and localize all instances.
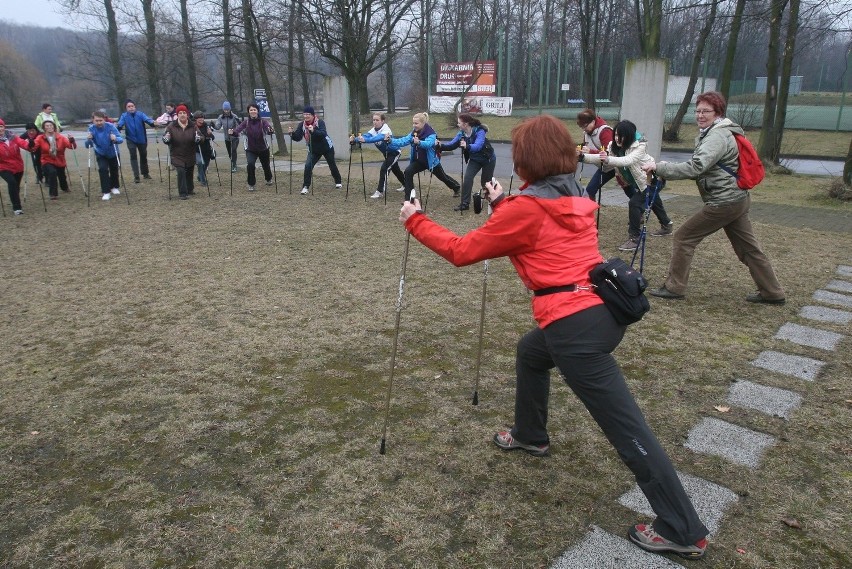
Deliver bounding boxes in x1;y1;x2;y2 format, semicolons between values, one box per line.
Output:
533;285;577;297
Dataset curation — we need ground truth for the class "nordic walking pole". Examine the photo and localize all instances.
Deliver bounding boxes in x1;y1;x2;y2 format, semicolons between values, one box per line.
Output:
212;142;223;188
71;144;88;202
472;197;494;405
268;131;278;194
359;138;366;202
155;130;163;182
35;177;47;211
86;146;92;208
288;132;293;195
22;150;28;203
345;135;354;201
113;143;130;204
196;142;211;197
422;171;434;211
631;176;662;273
380;186;417;455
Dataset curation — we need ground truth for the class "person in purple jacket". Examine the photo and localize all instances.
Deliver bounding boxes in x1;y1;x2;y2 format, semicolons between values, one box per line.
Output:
231;103;274;191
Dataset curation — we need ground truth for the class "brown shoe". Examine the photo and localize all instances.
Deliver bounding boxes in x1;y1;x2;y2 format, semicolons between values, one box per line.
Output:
746;292;786;305
651;222;674;236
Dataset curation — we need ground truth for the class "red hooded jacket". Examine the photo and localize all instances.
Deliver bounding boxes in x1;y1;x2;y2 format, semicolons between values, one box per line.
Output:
0;136;30;174
405;174;605;328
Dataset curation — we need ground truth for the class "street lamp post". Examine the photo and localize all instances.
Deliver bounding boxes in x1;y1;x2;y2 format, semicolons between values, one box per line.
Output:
237;64;244;111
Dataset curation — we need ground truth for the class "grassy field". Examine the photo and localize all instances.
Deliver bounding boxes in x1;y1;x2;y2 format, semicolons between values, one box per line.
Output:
1;147;850;568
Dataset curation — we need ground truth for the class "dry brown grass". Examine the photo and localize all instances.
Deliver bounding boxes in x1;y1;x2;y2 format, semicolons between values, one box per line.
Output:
1;148;850;567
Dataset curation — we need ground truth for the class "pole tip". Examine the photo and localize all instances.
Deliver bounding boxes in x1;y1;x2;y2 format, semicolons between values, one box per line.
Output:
472;392;479;406
379;439;386;455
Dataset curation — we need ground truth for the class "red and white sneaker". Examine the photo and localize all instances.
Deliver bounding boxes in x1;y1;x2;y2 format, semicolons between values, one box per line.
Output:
492;430;549;456
628;523;707;559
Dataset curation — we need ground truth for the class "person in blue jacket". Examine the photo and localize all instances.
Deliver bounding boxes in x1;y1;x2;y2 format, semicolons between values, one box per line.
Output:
85;110;124;201
351;113;406;199
385;112;460;202
116;100;156;183
439;113;496;211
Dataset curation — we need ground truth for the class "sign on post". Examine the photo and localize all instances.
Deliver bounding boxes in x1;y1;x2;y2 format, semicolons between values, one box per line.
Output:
254;89;271;118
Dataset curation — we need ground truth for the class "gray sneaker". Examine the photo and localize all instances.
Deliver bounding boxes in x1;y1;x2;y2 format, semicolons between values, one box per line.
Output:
628;524;707;559
493;431;549;456
651;222;674;236
618;237;639;251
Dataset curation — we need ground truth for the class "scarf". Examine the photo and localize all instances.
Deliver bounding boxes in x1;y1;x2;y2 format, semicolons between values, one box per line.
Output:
303;117;316;143
47;135;57;157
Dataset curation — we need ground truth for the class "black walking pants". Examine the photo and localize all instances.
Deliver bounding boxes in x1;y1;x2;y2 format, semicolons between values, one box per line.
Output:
0;170;23;211
512;304;708;546
403;162;460;201
246;149;272;187
126;140;149;178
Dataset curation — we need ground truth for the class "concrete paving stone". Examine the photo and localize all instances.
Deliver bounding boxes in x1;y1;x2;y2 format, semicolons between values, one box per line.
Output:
751;350;825;381
825;279;852;293
727;379;803;419
550;525;685;569
837;265;852;278
618;470;738;536
813;289;852;309
684;417;776;468
774;322;845;351
799;305;852;325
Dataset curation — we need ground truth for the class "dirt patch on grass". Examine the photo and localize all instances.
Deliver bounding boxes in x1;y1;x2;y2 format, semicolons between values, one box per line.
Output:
1;152;850;567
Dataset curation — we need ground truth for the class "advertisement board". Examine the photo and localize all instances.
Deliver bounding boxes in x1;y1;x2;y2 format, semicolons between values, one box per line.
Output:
436;61;497;96
429;96;513;116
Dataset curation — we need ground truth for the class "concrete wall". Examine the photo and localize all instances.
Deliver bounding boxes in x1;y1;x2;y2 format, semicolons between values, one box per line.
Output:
621;59;668;161
323;76;350;160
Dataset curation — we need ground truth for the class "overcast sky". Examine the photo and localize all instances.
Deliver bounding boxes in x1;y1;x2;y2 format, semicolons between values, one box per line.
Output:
2;0;71;29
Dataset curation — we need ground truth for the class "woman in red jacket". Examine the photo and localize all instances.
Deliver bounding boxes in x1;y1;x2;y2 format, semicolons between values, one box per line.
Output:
35;119;76;199
0;118;31;215
399;114;709;560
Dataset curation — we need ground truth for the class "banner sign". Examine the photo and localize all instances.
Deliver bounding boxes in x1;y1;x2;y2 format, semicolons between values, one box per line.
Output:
253;88;271;118
429;96;513;117
436;61;497;96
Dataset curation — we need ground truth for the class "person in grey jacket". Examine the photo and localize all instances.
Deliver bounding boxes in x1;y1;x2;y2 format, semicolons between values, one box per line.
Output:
642;91;785;304
214;101;242;172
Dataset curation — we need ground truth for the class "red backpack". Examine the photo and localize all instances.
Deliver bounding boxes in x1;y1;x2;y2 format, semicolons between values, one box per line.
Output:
717;132;765;190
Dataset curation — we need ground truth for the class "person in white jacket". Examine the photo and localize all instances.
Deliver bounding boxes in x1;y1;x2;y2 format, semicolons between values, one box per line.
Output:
581;120;673;251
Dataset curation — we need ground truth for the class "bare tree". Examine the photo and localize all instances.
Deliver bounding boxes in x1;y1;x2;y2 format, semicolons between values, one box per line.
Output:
141;0;162;109
179;0;201;108
635;0;663;57
664;0;718;141
719;0;747;99
301;0;418;133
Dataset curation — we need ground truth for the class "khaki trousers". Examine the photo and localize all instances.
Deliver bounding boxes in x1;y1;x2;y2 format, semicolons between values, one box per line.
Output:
664;194;784;299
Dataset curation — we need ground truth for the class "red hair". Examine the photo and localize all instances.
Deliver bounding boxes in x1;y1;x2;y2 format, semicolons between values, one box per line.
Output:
511;115;578;183
696;91;727;117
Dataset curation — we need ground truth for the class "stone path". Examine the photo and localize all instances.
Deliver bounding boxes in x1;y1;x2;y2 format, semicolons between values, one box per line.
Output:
551;265;850;567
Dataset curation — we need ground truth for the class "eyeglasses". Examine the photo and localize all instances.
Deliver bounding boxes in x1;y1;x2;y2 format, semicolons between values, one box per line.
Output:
694;109;715;116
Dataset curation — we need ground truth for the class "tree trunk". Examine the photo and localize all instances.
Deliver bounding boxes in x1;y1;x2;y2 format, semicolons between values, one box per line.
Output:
844;136;852;186
242;0;287;153
179;0;200;109
141;0;161;110
287;0;296;117
638;0;663;57
664;0;717;142
385;0;395;113
104;0;126;107
719;0;746;100
771;0;800;163
296;2;310;106
758;0;786;162
223;0;235;107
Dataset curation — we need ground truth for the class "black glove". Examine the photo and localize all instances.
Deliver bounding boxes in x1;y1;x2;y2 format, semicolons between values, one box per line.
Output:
578;152;585;163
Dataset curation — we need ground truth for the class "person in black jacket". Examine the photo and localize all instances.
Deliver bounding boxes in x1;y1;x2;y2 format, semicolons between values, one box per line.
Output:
193;112;215;186
288;106;342;195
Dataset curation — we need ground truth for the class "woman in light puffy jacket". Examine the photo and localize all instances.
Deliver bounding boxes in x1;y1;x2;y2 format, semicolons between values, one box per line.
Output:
581;120;673;251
